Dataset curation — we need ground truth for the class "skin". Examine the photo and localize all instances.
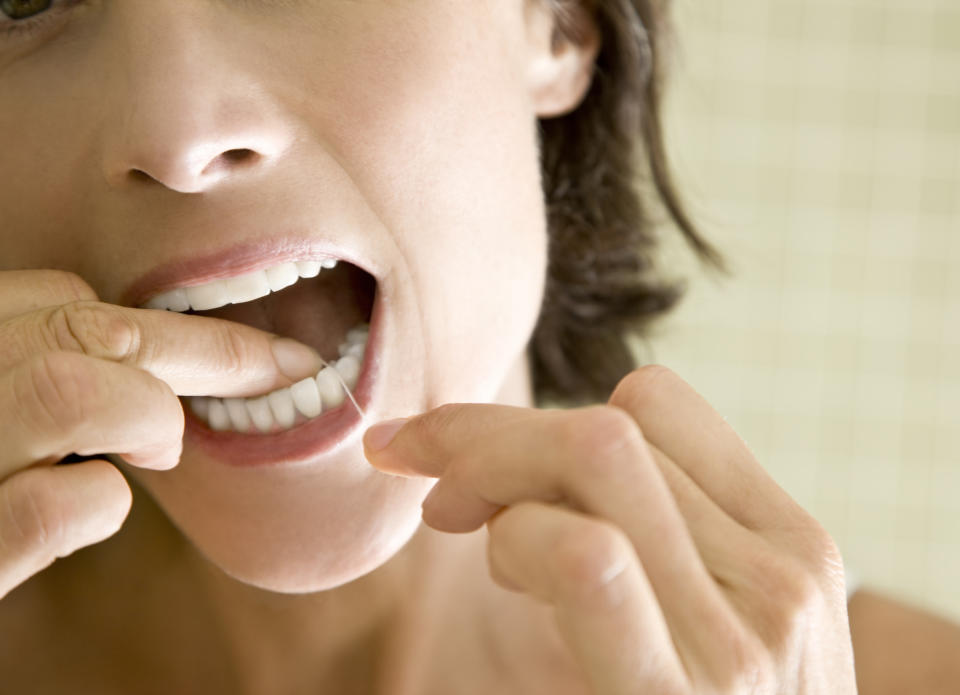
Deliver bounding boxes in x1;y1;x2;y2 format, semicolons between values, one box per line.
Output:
0;0;561;594
848;590;960;695
0;0;878;692
0;1;612;691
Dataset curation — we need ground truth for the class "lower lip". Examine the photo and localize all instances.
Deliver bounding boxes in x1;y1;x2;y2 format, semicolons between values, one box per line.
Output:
182;289;383;467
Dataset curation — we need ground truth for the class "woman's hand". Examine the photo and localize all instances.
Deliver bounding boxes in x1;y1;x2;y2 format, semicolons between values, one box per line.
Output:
0;269;319;600
363;366;856;694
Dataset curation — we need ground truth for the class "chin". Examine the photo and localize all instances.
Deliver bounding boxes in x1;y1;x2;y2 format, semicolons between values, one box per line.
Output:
208;505;426;594
131;448;436;593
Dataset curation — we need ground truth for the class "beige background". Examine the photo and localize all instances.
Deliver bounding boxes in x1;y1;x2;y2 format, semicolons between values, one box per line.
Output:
644;0;960;619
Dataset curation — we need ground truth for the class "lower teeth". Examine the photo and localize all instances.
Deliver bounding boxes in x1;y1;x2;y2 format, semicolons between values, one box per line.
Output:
189;322;369;434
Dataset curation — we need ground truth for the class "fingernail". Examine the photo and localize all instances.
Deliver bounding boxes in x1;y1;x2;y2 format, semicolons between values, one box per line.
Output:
364;418;410;453
271;338;322;381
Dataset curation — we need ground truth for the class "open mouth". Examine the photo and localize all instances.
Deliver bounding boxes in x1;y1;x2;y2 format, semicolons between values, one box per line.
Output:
140;256;379;448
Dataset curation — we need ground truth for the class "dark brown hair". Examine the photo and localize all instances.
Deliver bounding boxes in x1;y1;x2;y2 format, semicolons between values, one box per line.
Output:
530;0;726;407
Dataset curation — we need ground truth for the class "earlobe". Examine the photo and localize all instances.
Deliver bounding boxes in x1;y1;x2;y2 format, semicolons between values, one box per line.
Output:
525;1;601;118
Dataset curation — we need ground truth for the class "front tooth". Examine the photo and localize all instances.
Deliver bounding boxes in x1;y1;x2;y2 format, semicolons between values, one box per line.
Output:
145;287;190;312
295;260;321;278
265;263;300;292
165;288;191;312
291;377;322;418
224;398;252;432
315;366;344;409
246;396;275;433
335;355;360;390
144;295;167;310
208;399;232;431
223;270;272;304
186;280;231;311
267;388;297;429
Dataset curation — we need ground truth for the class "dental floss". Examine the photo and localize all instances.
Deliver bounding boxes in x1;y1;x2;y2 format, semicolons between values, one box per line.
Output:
317;355;368;420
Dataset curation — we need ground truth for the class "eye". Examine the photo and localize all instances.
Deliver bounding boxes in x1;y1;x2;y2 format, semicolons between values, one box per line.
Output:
1;0;54;21
0;0;78;40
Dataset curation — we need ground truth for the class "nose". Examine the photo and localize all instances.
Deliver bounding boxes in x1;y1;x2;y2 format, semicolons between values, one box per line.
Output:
99;5;296;194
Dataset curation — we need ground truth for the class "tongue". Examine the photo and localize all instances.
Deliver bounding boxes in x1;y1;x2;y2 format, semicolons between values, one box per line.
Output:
191;263;374;362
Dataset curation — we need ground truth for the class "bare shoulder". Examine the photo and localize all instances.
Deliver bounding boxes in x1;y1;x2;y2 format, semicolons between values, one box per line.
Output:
848;588;960;695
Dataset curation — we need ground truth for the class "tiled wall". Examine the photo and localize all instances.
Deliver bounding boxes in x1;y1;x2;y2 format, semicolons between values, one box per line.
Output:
646;0;960;618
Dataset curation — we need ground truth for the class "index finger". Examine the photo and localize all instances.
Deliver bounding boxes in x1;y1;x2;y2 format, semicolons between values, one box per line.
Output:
0;301;322;398
608;365;806;531
363;403;754;676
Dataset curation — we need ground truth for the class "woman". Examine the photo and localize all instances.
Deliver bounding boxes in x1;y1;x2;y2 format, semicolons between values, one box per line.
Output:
0;1;940;693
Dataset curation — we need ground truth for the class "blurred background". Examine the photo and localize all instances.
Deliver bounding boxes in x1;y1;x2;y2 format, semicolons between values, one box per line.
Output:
646;0;960;619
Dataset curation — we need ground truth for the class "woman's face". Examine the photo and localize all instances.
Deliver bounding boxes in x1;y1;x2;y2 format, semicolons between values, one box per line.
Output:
0;0;596;591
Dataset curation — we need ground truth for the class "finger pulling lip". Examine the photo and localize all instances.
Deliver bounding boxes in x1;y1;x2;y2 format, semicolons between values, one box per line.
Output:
182;286;384;467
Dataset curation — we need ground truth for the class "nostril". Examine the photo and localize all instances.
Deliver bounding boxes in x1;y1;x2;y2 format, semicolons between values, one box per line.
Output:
222;148;257;164
121;149;260;191
130;169;153;183
199;148;259;179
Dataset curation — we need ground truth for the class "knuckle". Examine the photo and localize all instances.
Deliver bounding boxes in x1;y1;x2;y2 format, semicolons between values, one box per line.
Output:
412;402;465;451
801;520;844;573
776;515;846;585
754;550;811;598
551;519;635;609
752;551;823;653
0;473;65;559
214;322;257;376
46;301;141;362
609;364;678;410
714;631;776;694
428;402;467;430
562;405;643;474
13;352;100;434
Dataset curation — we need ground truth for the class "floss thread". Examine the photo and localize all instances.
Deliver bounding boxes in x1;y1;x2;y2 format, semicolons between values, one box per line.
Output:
317;355;367;420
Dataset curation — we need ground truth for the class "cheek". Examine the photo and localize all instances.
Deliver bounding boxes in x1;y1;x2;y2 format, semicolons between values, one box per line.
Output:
0;64;86;270
306;9;549;381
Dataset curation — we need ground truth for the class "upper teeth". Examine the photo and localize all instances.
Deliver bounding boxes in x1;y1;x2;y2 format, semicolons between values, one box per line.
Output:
141;258;338;311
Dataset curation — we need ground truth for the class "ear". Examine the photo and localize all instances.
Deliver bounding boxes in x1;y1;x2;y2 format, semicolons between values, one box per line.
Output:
524;0;601;118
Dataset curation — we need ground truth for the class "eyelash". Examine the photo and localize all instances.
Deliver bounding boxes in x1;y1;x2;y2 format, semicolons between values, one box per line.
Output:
1;0;80;40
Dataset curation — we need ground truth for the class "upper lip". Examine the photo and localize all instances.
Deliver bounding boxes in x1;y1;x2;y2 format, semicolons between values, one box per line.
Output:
122;237;381;308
